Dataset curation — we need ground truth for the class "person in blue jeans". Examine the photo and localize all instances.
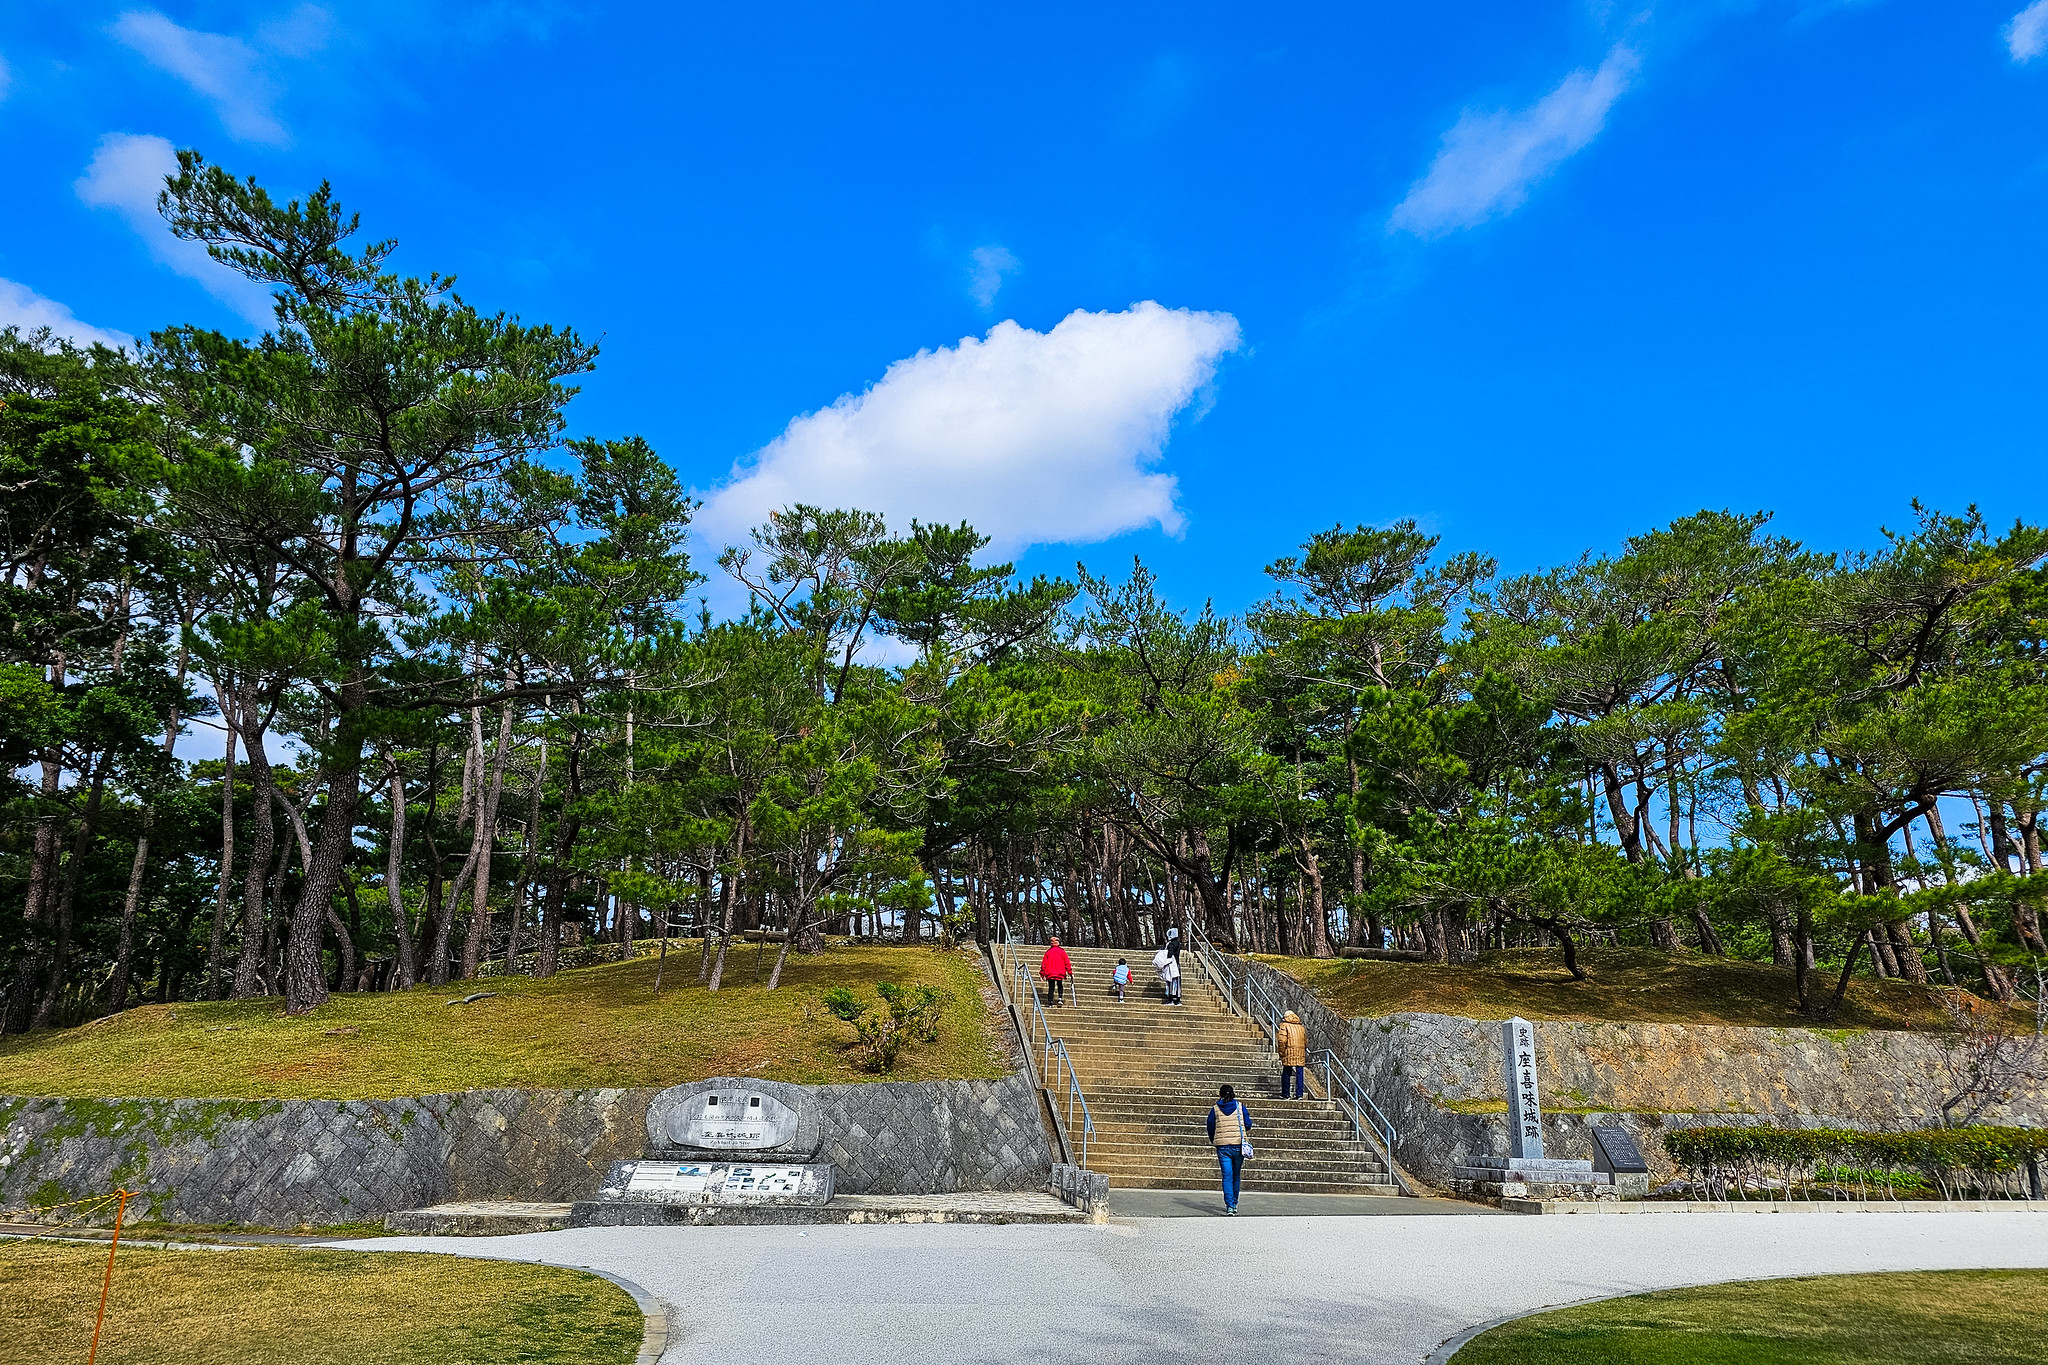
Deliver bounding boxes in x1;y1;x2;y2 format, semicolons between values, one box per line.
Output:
1207;1084;1252;1214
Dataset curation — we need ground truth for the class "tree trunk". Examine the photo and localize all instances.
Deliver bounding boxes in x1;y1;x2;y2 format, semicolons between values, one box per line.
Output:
1764;901;1794;968
1985;802;2048;954
32;751;112;1027
1950;903;2015;1003
5;668;67;1035
110;813;152;1009
327;891;357;994
284;759;361;1014
1689;907;1725;956
1818;932;1866;1020
460;699;516;979
707;823;745;992
1419;908;1448;964
206;719;239;1000
233;686;279;1001
383;756;418;988
506;757;543;974
1886;919;1927;985
1301;845;1332;959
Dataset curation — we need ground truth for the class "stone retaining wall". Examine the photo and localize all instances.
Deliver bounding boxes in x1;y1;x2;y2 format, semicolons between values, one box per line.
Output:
0;1071;1053;1228
1231;957;2048;1187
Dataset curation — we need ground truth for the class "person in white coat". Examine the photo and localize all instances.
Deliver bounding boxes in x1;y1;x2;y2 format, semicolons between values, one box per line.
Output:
1153;942;1181;1006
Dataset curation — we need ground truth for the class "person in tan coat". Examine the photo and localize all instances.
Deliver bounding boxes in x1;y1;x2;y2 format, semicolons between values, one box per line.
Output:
1277;1010;1308;1099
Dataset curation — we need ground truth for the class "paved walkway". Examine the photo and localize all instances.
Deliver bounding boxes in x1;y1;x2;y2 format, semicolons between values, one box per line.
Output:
339;1208;2048;1363
1109;1188;1491;1217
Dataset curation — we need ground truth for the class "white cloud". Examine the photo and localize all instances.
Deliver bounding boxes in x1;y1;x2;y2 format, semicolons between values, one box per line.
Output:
110;8;314;145
2009;1;2048;61
967;245;1020;309
1391;44;1639;237
0;279;135;351
75;133;276;328
695;302;1242;561
255;4;334;58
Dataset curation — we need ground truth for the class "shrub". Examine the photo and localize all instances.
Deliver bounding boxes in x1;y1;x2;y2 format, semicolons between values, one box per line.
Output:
1662;1124;2048;1200
819;982;949;1072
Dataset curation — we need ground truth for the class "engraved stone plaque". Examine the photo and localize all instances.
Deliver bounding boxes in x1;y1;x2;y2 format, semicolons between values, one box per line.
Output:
644;1078;823;1159
1590;1125;1648;1174
668;1089;800;1150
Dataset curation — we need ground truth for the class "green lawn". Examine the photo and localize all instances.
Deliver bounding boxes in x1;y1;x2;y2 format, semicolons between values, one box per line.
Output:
0;1243;641;1365
1452;1270;2048;1364
0;943;1005;1099
1261;946;1959;1031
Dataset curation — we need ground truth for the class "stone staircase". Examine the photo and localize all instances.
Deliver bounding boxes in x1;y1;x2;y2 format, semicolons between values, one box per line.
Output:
1007;944;1401;1196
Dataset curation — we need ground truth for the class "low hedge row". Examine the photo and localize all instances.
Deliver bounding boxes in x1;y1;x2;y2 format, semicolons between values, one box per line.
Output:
1664;1124;2048;1177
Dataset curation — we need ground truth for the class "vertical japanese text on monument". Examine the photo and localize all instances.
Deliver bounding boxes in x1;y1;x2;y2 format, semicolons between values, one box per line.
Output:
1501;1016;1544;1160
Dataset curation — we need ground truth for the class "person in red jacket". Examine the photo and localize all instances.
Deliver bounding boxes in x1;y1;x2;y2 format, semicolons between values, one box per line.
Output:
1039;937;1073;1006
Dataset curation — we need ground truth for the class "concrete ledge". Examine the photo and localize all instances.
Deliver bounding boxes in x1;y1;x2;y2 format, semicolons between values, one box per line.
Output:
1050;1163;1111;1222
570;1191;1092;1226
1502;1198;2048;1215
382;1201;572;1235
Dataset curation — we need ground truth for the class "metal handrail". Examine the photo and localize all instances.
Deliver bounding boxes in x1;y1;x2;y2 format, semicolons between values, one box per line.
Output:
997;941;1099;1172
1013;957;1052;1052
1315;1046;1399;1152
1044;1038;1095;1168
1188;920;1287;1045
1190;919;1412;1193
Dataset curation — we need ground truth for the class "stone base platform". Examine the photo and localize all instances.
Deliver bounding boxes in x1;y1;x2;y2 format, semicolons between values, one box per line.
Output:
384;1201;574;1235
570;1191;1091;1227
385;1191;1093;1233
1503;1197;2048;1215
1447;1178;1619;1206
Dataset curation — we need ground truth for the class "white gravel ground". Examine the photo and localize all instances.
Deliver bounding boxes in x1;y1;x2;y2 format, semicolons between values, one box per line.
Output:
338;1208;2048;1364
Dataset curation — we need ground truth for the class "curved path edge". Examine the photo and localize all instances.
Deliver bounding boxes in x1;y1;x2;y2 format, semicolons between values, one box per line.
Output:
1421;1263;2048;1364
579;1266;671;1365
1422;1289;1638;1364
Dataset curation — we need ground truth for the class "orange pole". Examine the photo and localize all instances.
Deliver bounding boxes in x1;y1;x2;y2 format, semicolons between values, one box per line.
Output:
86;1189;131;1365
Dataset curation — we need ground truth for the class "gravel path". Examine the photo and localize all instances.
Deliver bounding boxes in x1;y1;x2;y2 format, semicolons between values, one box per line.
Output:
340;1209;2048;1363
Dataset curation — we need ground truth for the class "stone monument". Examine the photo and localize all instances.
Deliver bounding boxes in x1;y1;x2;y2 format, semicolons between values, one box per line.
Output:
571;1078;837;1226
1452;1017;1612;1202
1503;1015;1543;1159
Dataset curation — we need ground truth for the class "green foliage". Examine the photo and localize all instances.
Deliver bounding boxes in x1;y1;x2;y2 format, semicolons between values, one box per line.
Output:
817;980;950;1072
8;144;2048;1042
1662;1123;2048;1195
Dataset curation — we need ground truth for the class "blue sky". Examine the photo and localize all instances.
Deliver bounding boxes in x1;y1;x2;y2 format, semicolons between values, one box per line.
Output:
4;1;2045;615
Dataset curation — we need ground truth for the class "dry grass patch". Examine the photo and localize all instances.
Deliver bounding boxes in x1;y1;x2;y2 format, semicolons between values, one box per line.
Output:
0;1244;640;1365
1259;946;1955;1031
1452;1269;2048;1364
0;943;1004;1099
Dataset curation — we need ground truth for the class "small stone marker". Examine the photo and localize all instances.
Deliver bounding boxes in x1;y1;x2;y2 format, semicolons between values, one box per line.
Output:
1588;1126;1647;1174
1501;1016;1543;1160
1589;1125;1650;1200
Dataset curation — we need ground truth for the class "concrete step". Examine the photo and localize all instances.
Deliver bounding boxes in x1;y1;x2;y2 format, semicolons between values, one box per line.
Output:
1103;1174;1403;1195
1085;1125;1374;1144
1088;1156;1387;1179
1089;1164;1390;1186
1003;944;1383;1193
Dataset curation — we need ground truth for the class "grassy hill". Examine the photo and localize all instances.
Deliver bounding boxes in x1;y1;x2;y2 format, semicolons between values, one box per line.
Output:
1259;946;1963;1031
0;943;1005;1099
